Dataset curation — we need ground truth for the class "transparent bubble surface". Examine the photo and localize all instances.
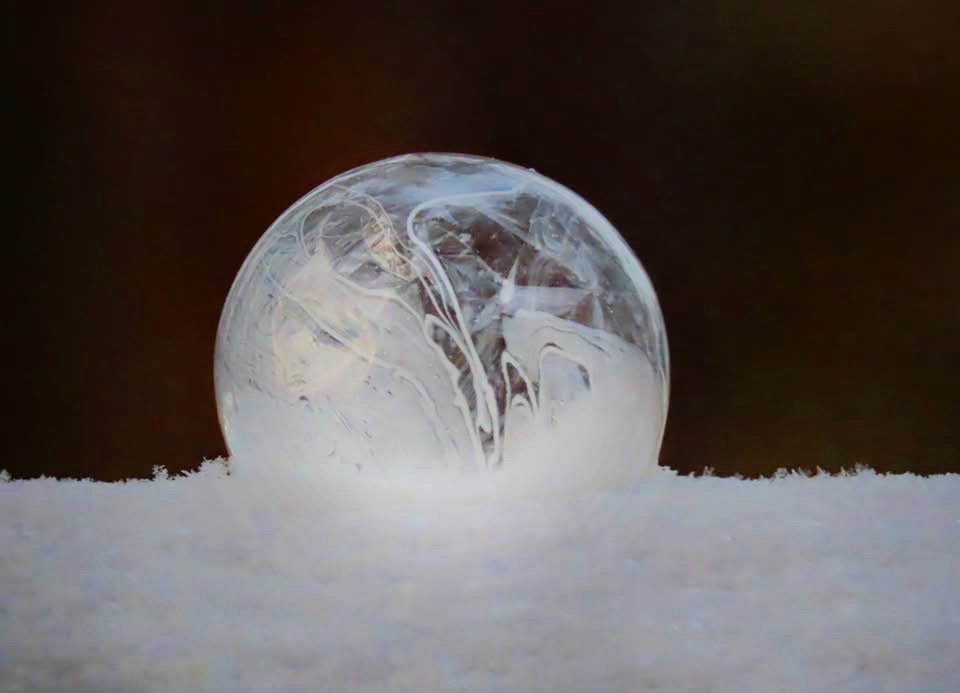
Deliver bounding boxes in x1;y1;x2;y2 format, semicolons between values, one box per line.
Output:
215;154;669;492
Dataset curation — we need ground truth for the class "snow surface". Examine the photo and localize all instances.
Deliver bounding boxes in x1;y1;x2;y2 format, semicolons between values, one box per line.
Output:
2;462;959;692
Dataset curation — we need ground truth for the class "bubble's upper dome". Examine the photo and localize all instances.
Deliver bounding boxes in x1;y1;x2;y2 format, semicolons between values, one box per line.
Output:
215;153;668;490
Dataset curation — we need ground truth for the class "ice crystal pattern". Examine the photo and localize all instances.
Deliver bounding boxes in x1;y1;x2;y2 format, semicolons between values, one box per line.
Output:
215;154;669;483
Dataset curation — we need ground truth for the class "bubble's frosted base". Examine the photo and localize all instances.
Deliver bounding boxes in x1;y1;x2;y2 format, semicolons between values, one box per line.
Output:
215;154;669;493
225;319;664;494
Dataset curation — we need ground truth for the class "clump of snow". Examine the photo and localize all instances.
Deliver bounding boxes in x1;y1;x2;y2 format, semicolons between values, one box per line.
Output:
1;462;958;692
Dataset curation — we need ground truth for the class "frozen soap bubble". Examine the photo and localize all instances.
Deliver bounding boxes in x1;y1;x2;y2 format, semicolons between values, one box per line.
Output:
215;153;668;494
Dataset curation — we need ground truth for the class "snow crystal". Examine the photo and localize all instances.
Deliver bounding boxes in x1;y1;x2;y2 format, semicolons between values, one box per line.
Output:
1;463;958;692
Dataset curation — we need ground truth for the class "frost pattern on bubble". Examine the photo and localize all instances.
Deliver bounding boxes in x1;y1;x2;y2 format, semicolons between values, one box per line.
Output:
215;154;669;486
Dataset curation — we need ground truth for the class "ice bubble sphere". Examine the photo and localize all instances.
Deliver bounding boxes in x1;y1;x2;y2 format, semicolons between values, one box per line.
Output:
215;153;669;491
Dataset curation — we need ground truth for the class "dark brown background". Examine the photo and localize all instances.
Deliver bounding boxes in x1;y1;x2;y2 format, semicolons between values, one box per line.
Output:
6;2;958;480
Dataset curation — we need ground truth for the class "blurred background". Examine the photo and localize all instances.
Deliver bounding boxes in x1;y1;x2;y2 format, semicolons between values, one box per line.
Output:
5;1;957;480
